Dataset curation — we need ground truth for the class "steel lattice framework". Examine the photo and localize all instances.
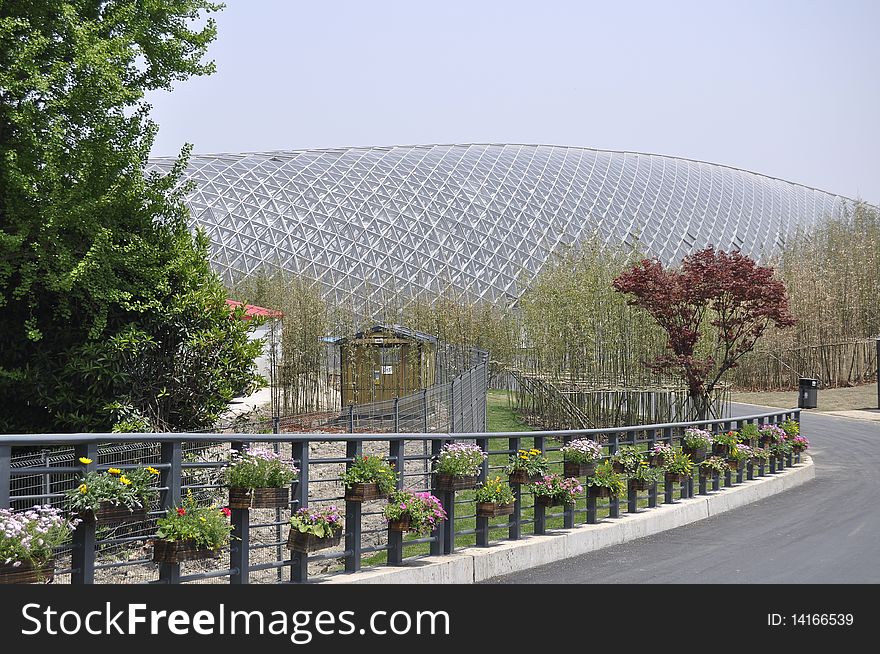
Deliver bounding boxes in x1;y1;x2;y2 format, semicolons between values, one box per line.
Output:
147;143;854;307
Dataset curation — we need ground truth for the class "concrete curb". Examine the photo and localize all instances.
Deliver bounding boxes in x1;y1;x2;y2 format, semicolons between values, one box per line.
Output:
320;455;815;584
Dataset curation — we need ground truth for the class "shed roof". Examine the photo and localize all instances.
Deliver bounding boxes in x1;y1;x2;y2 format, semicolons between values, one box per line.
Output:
328;324;438;345
225;299;284;320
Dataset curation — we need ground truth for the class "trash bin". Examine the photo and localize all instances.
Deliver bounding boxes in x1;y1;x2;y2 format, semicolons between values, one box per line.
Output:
798;378;819;409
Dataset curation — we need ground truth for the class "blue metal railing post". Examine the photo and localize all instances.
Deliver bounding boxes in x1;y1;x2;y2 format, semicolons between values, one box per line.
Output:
509;435;522;540
344;438;363;573
429;438;445;555
476;436;491;546
533;435;546;535
229;440;248;584
290;439;309;583
71;443;98;585
158;441;182;584
387;438;405;565
0;445;10;507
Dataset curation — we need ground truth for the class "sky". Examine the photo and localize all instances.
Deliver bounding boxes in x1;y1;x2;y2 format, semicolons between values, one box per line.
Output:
147;0;880;205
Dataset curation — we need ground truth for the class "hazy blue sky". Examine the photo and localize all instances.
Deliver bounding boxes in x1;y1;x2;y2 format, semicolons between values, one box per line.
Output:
147;0;880;204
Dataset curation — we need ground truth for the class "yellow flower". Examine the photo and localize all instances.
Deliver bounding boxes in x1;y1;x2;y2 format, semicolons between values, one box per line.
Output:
108;468;122;475
78;484;88;494
200;517;207;522
119;476;132;486
78;457;93;465
146;466;160;475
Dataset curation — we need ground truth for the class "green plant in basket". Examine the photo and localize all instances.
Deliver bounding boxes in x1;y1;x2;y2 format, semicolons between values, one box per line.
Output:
728;444;752;466
780;418;800;438
383;490;447;536
663;451;693;477
223;446;299;489
585;461;626;497
529;474;584;505
609;445;643;473
682;427;713;450
0;506;79;573
712;431;740;448
288;506;342;539
66;466;159;514
630;461;663;484
738;423;760;443
700;456;727;476
155;492;234;552
504;448;550;476
474;477;515;505
341;455;398;494
750;447;772;463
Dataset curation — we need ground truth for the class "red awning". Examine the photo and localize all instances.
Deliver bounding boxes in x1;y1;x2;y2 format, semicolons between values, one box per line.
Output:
225;299;284;320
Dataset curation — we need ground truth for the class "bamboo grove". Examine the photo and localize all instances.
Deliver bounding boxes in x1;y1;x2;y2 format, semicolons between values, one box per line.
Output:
227;202;880;417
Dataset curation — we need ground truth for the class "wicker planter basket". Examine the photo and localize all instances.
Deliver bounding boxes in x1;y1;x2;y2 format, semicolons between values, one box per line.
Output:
587;485;611;498
475;502;515;518
78;501;147;526
508;470;543;485
0;559;55;584
344;483;388;502
699;468;717;479
682;446;707;462
286;529;343;554
151;539;220;564
664;473;689;485
610;461;626;474
228;486;291;510
628;478;651;491
563;461;597;478
726;460;743;471
712;444;730;456
535;495;568;508
387;515;413;533
433;474;478;492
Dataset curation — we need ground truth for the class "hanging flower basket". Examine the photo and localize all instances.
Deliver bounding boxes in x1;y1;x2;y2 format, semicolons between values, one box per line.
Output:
0;559;55;584
648;453;666;467
628;478;651;491
344;482;388;502
286;529;342;554
433;474;478;492
726;460;743;472
78;501;147;526
151;539;220;564
508;470;543;485
610;461;627;474
387;515;413;533
534;495;569;508
712;443;730;456
563;461;597;478
664;472;689;485
476;502;515;518
682;445;707;462
228;486;291;510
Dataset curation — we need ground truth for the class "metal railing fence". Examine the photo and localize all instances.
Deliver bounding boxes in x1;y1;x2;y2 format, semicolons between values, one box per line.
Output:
0;407;800;584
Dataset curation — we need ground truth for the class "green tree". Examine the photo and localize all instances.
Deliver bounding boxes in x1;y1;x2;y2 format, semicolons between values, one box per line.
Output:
0;1;263;433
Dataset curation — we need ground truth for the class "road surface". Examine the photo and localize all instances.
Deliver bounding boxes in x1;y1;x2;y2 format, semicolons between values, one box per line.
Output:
484;405;880;583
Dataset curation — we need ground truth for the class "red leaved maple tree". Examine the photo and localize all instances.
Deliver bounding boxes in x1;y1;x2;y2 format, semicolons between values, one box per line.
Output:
612;247;795;419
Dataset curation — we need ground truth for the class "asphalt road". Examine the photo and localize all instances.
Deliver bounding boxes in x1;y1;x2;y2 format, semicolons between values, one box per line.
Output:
484;404;880;584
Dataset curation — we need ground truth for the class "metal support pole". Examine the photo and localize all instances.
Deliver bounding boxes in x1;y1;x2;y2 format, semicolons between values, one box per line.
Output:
534;501;546;535
429;439;445;555
648;482;657;508
344;439;362;573
387;438;405;565
393;397;399;434
290;440;309;583
664;478;675;504
158;441;182;585
736;465;744;485
746;462;754;481
627;485;638;514
724;469;732;487
476;436;490;547
608;434;619;518
422;388;429;435
586;495;598;524
229;440;249;584
712;473;720;492
509;436;521;541
71;443;98;585
699;475;708;495
0;445;10;507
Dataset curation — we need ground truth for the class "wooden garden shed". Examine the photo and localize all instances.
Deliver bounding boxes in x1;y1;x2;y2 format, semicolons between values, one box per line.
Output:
334;325;438;406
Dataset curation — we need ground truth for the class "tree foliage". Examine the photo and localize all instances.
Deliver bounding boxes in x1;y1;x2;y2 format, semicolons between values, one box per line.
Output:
0;1;262;433
612;247;795;417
